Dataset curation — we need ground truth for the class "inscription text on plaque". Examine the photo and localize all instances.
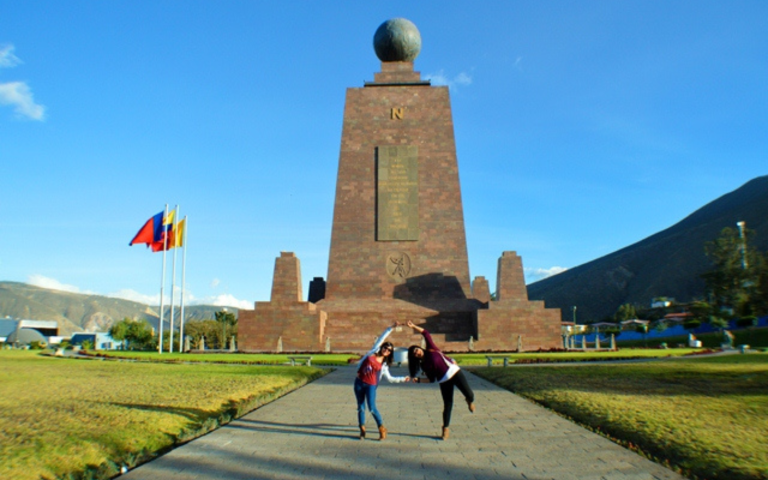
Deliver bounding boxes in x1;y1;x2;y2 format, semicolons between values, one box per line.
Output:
377;145;418;241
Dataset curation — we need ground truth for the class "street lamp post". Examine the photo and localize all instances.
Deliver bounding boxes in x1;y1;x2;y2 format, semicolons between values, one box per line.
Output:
737;221;748;270
572;306;578;348
643;324;648;348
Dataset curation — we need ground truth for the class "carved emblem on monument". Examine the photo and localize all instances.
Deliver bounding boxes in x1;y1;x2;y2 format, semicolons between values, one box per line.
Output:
386;251;412;279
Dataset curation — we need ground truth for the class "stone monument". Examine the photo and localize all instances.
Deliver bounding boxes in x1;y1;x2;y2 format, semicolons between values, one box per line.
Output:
238;19;561;352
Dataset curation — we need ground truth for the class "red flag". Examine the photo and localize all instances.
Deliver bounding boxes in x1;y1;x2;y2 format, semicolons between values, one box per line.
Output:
129;212;163;246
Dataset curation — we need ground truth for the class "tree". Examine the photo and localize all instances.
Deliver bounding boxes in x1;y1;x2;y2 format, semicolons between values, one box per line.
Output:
652;321;668;333
109;318;131;343
614;303;637;322
215;310;237;349
109;318;155;350
689;301;728;330
702;227;766;318
184;320;221;349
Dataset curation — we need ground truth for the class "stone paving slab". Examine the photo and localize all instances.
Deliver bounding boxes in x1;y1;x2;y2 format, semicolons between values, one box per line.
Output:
120;366;687;480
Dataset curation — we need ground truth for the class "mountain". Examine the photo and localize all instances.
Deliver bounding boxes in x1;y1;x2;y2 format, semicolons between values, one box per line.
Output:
0;282;238;335
527;176;768;322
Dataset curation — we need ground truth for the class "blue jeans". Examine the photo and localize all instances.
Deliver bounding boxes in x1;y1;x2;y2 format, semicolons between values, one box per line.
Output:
354;378;383;427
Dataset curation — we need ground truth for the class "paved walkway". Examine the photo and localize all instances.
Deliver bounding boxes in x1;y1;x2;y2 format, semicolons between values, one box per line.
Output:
120;366;686;480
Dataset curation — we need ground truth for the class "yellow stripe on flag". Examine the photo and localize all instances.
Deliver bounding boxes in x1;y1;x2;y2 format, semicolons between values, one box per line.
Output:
164;210;176;226
174;219;185;248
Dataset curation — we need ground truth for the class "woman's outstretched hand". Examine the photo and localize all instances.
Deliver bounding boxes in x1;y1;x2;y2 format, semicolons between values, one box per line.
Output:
407;320;423;333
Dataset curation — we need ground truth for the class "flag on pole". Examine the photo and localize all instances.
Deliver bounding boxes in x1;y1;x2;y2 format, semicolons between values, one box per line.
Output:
130;210;179;252
168;206;180;353
174;218;185;248
151;210;176;251
127;206;177;354
151;231;175;252
179;216;188;351
164;210;175;229
150;215;185;252
129;211;164;246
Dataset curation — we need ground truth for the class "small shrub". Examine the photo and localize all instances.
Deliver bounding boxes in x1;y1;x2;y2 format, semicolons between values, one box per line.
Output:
28;341;47;350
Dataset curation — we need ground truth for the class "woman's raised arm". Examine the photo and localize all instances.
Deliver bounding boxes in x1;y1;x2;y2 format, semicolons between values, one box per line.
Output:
406;320;424;334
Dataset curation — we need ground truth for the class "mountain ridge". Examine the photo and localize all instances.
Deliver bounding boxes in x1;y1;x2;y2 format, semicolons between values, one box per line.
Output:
528;175;768;322
0;281;239;335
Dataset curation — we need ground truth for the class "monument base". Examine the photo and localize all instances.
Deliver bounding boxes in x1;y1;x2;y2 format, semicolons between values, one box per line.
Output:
238;251;562;353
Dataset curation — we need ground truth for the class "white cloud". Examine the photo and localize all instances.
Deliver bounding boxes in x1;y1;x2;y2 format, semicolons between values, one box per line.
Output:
454;72;473;86
0;81;46;120
426;70;449;85
525;266;567;283
0;45;22;68
108;287;252;309
210;278;221;288
425;69;473;90
107;289;160;305
26;275;253;310
201;294;253;310
27;274;94;294
0;45;46;121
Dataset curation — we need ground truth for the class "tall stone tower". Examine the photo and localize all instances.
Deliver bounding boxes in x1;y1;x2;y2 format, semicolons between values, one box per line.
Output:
238;19;562;352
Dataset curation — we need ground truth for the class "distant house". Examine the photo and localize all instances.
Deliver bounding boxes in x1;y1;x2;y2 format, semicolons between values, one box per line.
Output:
590;322;620;330
664;312;693;323
561;322;587;335
69;332;120;350
651;298;674;309
0;319;59;345
621;319;650;327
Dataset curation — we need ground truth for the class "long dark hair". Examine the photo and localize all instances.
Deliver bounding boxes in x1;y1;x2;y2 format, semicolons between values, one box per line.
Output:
407;345;422;377
378;342;394;366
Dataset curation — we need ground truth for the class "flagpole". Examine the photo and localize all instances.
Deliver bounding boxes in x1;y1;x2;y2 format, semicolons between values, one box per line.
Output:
169;205;179;353
179;215;188;352
158;204;169;354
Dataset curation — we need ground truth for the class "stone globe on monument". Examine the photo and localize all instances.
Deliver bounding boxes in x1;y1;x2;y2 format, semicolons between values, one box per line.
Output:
373;18;422;62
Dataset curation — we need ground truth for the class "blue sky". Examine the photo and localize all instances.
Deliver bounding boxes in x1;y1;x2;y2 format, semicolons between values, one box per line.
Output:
1;1;766;310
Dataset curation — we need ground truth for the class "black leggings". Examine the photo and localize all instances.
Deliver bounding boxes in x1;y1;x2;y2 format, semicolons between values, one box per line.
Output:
439;370;474;427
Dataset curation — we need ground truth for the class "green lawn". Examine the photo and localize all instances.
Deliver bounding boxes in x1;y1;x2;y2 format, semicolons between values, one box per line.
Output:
452;348;700;365
88;350;358;366
8;347;762;479
472;353;768;480
0;350;325;480
91;348;699;367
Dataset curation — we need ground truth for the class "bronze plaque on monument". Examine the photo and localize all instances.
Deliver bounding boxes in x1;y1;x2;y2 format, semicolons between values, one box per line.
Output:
377;145;419;241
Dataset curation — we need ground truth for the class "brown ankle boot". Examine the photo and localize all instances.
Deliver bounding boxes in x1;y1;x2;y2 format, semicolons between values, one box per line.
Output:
441;426;450;440
359;425;366;440
378;425;387;441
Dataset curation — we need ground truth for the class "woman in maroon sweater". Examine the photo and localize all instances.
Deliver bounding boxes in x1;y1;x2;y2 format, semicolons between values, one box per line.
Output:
406;320;475;440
